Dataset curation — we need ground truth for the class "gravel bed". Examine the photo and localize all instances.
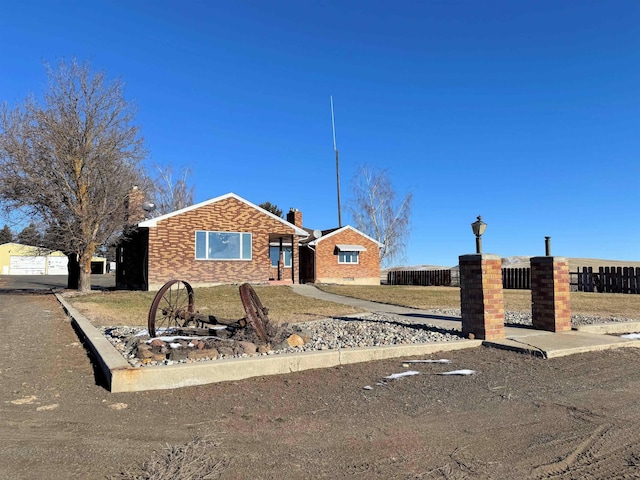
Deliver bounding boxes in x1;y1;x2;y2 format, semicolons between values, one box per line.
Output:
424;308;640;327
299;313;463;350
99;310;640;368
100;312;466;367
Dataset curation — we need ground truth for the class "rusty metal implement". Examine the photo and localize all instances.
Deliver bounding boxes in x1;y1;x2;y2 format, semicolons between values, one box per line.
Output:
147;280;269;343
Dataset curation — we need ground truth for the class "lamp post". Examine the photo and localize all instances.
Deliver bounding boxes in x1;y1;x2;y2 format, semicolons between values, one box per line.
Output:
471;216;487;254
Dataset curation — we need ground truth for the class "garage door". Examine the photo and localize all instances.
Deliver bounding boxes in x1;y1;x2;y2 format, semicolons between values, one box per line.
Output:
10;256;46;275
47;256;68;275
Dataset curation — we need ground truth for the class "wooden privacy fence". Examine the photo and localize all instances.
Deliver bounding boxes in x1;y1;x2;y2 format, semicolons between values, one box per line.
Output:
387;268;529;288
387;265;640;294
387;269;452;286
388;268;532;289
571;266;640;294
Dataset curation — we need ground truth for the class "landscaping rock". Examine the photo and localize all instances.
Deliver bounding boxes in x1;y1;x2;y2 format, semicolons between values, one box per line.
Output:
286;334;305;348
169;349;189;361
218;346;234;357
257;344;271;354
237;341;257;355
136;345;153;359
188;349;217;360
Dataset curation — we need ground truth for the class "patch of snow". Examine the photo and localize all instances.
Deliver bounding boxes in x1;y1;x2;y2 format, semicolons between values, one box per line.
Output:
385;370;421;380
621;333;640;339
437;369;476;376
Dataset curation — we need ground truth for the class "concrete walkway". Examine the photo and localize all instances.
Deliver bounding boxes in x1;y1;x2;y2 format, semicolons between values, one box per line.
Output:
292;284;640;359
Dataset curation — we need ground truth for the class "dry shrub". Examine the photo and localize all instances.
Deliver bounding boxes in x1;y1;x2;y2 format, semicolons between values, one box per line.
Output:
107;437;228;480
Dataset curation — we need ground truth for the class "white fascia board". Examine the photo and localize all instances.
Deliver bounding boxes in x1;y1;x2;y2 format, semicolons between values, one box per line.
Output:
309;225;384;248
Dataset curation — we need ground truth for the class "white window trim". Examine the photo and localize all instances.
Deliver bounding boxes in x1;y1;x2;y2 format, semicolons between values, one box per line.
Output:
195;230;252;261
338;250;360;264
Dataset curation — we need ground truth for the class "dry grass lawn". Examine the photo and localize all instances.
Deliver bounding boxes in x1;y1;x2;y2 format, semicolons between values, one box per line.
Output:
65;285;365;327
317;285;640;319
66;283;640;326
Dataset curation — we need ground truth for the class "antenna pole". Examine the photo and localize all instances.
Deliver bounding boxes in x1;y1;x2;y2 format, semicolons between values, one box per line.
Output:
331;96;342;227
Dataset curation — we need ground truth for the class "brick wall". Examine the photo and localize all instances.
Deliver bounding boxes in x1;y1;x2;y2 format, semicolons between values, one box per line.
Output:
459;254;505;340
146;197;299;289
314;228;380;285
530;256;571;332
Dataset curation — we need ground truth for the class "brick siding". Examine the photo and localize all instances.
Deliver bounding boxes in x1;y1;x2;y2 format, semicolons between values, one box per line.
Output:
530;256;571;332
314;228;380;285
146;197;299;289
459;254;505;340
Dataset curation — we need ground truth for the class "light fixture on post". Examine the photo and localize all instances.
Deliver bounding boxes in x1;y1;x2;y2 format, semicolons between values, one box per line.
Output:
471;216;487;254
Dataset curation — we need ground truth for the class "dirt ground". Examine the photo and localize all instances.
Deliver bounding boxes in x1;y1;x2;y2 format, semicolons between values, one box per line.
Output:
2;291;640;479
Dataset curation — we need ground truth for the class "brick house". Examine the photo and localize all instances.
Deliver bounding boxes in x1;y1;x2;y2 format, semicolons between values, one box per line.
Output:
116;193;308;290
286;210;382;286
116;192;382;290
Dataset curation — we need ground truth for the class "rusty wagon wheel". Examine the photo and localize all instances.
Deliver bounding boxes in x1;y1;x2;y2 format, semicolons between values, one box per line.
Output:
238;283;269;343
148;279;195;337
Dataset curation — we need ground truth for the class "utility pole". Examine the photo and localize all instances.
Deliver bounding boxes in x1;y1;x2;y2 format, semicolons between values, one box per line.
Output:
330;96;342;227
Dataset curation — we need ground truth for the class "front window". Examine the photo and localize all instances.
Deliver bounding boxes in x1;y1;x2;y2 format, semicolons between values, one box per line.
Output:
270;246;292;267
195;231;252;260
338;251;359;264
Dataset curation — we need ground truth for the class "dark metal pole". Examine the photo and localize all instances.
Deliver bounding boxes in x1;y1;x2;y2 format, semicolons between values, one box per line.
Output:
335;148;342;228
330;97;342;228
476;235;482;254
545;236;551;256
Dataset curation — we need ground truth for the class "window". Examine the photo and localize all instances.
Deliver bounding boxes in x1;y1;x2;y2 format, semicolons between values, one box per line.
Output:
336;244;365;264
195;231;252;260
270;246;292;267
338;251;359;264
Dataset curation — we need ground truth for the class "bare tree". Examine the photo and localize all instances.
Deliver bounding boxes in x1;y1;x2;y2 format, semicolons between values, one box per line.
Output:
152;164;195;215
0;59;146;291
348;165;412;268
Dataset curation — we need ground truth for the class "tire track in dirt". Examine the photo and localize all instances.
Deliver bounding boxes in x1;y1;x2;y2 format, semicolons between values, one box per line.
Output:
530;421;640;479
531;424;611;478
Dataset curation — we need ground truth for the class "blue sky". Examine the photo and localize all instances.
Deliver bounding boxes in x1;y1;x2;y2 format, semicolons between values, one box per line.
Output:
1;1;639;267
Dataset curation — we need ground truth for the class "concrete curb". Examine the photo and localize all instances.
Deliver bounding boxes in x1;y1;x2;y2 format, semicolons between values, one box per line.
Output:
481;339;548;358
56;293;131;388
541;340;640;359
574;321;640;334
483;337;640;359
55;293;481;393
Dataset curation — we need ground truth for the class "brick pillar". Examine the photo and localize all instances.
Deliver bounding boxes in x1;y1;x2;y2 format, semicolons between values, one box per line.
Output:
530;256;571;332
459;254;505;340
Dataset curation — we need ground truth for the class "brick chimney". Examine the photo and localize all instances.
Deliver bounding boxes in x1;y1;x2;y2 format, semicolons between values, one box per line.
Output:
287;208;303;227
124;186;146;225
